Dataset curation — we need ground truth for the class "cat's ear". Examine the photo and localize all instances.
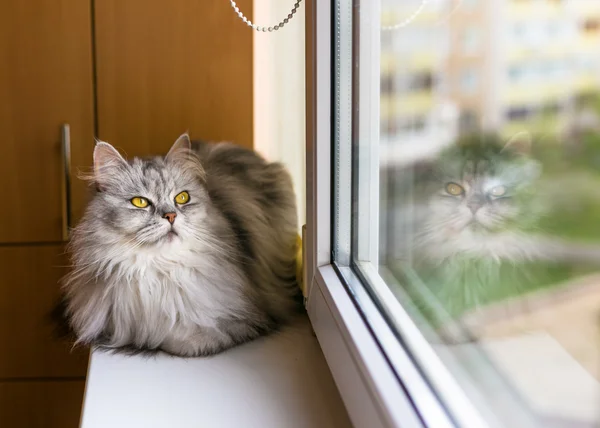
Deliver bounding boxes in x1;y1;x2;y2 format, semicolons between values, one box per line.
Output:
165;133;206;181
93;141;127;191
166;133;192;163
502;131;532;156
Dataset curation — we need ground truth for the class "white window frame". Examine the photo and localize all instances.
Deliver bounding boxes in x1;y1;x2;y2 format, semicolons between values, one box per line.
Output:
304;1;495;427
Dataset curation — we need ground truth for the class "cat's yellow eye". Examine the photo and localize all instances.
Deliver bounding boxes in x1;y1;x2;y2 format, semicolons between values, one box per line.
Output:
174;191;190;205
445;182;464;196
490;185;507;197
131;197;149;208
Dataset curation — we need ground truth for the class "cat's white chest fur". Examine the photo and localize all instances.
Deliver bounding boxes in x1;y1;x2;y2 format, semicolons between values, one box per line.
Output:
106;242;247;347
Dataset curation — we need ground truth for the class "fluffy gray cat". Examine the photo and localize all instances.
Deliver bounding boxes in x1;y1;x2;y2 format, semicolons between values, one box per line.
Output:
61;134;301;356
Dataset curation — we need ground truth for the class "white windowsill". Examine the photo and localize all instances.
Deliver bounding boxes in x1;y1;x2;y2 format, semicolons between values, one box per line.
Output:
80;314;351;428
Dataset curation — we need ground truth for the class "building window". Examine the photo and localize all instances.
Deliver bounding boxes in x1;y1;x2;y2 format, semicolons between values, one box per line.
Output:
462;26;480;54
410;72;434;91
381;74;394;95
459;110;479;133
542;102;561;115
506;106;531;121
397;116;427;133
460;69;478;93
508;65;524;81
513;23;526;39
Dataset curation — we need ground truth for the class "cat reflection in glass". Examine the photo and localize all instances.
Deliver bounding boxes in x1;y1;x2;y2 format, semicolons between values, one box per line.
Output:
392;132;600;336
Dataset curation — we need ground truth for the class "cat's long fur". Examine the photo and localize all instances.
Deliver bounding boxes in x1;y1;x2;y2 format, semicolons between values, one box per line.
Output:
61;135;301;356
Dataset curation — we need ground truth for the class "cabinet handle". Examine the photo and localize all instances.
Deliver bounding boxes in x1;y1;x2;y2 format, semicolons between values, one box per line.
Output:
61;123;72;241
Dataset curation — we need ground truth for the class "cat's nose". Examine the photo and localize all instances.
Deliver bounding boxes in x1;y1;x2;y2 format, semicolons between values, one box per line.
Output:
163;212;177;224
467;203;481;214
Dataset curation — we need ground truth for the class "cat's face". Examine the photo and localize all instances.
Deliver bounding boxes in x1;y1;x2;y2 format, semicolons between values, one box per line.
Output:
423;133;541;238
90;135;208;246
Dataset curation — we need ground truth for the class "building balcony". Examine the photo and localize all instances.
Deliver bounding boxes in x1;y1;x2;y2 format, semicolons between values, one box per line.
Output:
507;44;574;62
381;91;435;120
381;8;440;26
575;74;600;92
381;52;438;75
504;82;572;105
508;1;563;21
502;114;566;139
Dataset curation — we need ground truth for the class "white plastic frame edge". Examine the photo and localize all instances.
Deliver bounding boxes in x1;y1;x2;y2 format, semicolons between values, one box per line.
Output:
309;266;424;428
304;0;331;300
305;1;428;426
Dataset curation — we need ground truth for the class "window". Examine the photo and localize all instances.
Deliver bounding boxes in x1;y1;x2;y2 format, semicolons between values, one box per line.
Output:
506;105;531;120
399;116;427;133
306;1;600;427
508;65;525;82
459;110;479;134
461;26;480;54
391;72;435;94
513;23;526;39
412;72;434;91
460;69;478;94
541;101;561;115
381;74;395;95
580;56;600;73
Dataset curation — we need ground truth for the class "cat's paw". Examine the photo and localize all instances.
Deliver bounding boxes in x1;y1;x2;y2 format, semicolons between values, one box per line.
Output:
160;330;232;357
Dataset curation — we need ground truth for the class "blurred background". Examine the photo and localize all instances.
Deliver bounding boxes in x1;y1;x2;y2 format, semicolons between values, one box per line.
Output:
380;0;600;154
377;0;600;426
0;1;304;426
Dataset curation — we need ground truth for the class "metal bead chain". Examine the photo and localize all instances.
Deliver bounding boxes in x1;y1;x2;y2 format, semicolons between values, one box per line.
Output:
382;0;428;31
230;0;303;32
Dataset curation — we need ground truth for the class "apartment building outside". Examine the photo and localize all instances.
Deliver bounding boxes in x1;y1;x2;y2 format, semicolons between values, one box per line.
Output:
381;0;600;146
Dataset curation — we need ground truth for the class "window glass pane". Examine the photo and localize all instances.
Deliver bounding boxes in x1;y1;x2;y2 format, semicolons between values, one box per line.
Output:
349;0;600;425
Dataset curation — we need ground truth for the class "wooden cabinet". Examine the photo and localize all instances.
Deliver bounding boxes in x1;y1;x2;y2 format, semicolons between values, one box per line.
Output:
0;0;95;243
94;0;254;155
0;2;93;426
0;381;86;428
0;246;89;379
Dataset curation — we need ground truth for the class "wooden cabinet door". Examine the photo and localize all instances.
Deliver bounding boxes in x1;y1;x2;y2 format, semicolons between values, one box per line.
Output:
0;245;89;379
0;381;85;428
94;0;254;156
0;0;95;243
